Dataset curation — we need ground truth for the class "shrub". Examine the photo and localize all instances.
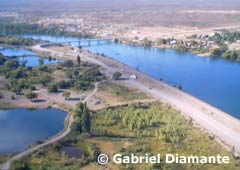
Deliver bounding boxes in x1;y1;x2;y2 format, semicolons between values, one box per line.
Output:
0;92;3;99
61;60;74;67
62;91;71;100
47;84;58;93
10;160;30;170
25;91;38;101
57;81;71;89
29;85;36;91
112;72;122;80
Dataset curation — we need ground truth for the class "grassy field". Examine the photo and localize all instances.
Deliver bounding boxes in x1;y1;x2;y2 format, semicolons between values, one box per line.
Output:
0;103;17;109
97;81;151;105
0;156;8;165
15;103;239;170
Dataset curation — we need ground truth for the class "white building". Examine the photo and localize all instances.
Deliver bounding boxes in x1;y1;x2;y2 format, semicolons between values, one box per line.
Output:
170;40;177;45
130;74;137;80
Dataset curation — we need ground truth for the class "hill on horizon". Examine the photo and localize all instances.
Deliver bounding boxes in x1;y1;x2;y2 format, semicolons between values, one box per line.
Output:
1;0;240;11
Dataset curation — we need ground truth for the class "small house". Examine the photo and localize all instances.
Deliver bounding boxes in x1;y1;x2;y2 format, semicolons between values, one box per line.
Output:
170;40;177;45
130;74;137;80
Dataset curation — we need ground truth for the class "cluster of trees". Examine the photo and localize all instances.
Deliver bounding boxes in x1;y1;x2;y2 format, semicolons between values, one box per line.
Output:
10;160;30;170
174;41;208;54
174;43;188;52
92;103;190;144
0;22;92;38
210;46;240;61
74;67;103;90
72;102;91;133
60;59;104;91
174;39;240;61
209;31;240;44
156;38;167;45
57;80;71;89
142;38;152;46
0;36;35;46
0;57;51;96
222;50;240;60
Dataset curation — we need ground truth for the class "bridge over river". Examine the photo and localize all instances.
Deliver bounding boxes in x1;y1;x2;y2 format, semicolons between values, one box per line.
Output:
54;37;121;47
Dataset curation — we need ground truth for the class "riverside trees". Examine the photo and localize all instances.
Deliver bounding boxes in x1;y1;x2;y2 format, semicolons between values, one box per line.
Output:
73;102;91;133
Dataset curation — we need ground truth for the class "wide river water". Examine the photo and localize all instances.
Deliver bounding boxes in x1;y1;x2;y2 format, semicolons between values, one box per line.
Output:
0;108;66;155
22;35;240;119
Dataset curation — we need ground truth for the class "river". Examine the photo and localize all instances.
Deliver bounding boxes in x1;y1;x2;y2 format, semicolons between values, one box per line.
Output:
22;35;240;119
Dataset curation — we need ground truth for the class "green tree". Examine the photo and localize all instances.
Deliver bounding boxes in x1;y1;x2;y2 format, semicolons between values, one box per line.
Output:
71;121;82;133
48;55;53;61
62;91;71;100
29;85;36;91
39;58;44;65
6;59;19;69
74;102;91;133
222;50;238;60
87;144;101;161
210;46;227;57
12;85;22;95
25;91;38;102
61;60;74;67
175;43;188;52
81;108;91;132
142;38;152;46
112;72;122;80
77;54;81;66
10;160;30;170
0;92;3;99
47;84;58;93
57;80;71;89
21;60;28;67
157;38;167;45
